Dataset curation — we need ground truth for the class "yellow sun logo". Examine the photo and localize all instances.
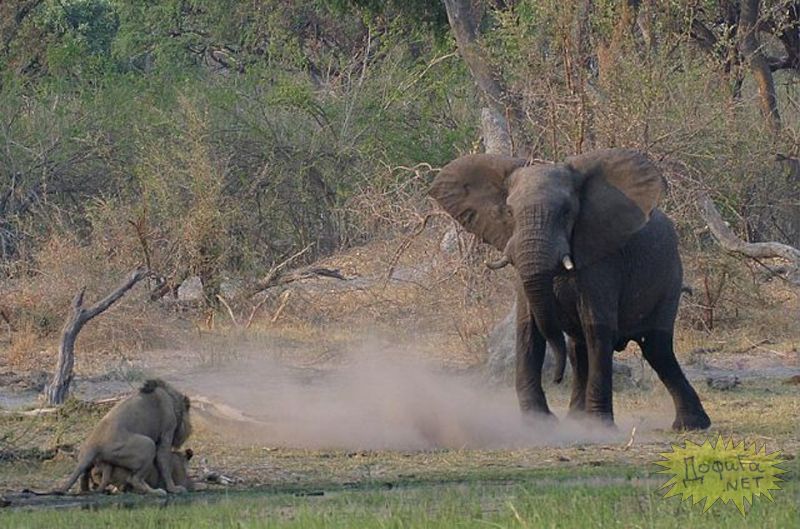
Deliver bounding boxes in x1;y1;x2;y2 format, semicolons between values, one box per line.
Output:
656;436;786;516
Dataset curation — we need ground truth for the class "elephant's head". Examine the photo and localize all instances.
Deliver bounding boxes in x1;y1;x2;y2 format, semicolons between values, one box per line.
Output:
430;149;665;381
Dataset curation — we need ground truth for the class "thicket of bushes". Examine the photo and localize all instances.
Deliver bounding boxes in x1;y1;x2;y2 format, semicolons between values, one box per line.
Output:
1;1;798;351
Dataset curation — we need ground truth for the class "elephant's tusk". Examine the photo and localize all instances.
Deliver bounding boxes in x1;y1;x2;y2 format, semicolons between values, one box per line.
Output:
561;255;574;271
485;255;511;270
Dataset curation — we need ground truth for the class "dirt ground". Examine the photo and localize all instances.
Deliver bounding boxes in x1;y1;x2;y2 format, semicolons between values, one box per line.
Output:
1;231;799;510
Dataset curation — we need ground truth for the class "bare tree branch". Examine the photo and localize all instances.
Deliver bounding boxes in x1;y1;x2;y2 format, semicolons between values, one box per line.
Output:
216;294;239;328
698;193;800;284
270;291;292;323
252;244;314;294
251;266;345;296
244;292;271;330
81;269;150;320
42;267;149;405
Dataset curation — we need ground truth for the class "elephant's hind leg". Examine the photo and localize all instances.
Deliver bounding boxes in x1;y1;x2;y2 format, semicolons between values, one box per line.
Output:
639;330;710;431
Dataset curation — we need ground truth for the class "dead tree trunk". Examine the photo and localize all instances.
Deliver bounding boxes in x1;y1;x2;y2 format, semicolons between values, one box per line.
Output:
43;267;149;405
739;0;781;132
480;107;512;155
698;193;800;284
443;0;521;157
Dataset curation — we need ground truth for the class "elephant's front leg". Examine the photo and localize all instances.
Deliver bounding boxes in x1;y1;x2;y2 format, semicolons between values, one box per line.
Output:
515;290;552;417
583;323;615;425
567;338;588;417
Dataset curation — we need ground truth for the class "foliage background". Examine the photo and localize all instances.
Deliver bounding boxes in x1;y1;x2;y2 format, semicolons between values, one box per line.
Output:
0;0;798;358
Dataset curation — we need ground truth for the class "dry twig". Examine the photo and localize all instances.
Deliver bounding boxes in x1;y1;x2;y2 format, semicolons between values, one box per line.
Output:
271;291;292;323
216;295;239;328
245;292;270;330
383;211;450;287
623;425;637;450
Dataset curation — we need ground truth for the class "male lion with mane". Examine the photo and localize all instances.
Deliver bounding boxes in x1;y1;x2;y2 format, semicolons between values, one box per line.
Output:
55;379;192;495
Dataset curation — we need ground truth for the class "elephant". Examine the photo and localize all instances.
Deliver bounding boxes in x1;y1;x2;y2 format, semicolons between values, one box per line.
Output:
429;148;710;431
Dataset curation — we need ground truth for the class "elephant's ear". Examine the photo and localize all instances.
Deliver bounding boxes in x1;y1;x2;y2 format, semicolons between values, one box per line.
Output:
429;154;525;251
566;149;666;266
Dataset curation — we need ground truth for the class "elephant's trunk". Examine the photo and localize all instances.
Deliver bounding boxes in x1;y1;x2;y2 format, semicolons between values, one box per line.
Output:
516;238;567;384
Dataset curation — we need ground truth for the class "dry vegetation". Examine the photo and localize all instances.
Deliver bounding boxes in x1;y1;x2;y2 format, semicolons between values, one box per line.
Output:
1;1;799;379
0;3;799;521
2;165;798;373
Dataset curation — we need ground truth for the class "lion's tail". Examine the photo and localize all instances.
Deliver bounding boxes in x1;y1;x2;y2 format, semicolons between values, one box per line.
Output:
52;448;97;495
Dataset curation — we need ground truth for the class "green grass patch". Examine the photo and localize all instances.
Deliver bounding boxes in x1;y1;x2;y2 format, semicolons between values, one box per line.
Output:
3;464;797;529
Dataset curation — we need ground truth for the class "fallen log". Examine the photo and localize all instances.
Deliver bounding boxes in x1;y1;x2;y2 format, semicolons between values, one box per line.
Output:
698;193;800;284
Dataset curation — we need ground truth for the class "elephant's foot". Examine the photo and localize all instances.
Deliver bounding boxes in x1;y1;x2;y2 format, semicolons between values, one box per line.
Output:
582;411;617;431
521;408;558;427
566;405;588;421
672;411;711;431
518;396;552;417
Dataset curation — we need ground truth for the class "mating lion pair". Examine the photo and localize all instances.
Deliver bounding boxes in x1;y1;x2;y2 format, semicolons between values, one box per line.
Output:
56;379;195;495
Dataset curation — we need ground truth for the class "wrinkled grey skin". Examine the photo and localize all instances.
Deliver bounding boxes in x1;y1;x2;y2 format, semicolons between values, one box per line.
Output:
430;148;710;431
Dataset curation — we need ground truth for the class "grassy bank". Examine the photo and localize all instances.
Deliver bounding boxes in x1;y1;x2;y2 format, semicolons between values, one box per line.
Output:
3;463;798;529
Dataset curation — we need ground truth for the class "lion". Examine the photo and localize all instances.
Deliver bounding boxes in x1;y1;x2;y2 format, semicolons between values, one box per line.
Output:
55;379;192;495
88;448;196;494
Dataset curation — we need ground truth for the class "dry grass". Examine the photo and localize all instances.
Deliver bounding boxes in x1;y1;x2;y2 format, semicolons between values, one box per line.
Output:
231;220;514;369
0;231;190;376
1;212;798;380
676;252;800;360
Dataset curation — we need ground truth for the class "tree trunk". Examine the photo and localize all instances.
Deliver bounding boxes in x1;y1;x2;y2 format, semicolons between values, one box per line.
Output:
480;107;512;155
1;0;45;55
43;268;149;405
739;0;781;132
443;0;523;157
634;0;657;54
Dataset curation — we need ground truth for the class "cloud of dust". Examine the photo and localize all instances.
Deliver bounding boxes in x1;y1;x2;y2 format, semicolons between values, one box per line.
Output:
175;339;661;450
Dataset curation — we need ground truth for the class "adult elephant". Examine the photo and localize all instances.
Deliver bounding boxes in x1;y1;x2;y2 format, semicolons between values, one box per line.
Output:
429;148;710;431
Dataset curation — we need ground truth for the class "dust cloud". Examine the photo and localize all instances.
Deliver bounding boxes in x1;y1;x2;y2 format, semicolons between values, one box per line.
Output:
174;339;661;450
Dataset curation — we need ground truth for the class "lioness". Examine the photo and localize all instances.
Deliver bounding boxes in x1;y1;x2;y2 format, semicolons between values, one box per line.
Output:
89;448;195;493
56;379;191;495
